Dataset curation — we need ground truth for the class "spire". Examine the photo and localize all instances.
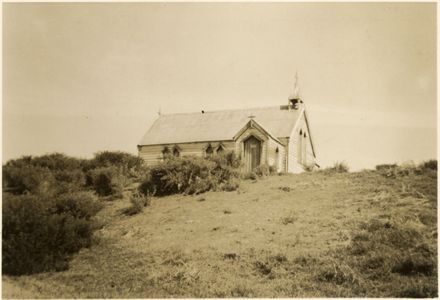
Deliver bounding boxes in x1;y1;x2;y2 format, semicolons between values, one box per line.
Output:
288;72;301;110
289;71;300;101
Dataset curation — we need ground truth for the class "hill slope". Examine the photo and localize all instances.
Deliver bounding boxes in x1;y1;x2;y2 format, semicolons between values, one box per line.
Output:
3;169;437;298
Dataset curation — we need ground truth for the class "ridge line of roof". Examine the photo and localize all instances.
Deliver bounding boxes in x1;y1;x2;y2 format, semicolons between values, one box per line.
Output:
159;105;289;117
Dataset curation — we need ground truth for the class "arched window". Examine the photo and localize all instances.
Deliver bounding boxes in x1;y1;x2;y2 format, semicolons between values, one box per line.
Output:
216;144;225;155
205;144;213;157
173;147;180;157
302;132;307;164
162;146;171;159
297;130;303;163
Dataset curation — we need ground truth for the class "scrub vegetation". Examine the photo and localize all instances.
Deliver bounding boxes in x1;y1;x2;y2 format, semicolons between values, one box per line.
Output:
2;157;437;298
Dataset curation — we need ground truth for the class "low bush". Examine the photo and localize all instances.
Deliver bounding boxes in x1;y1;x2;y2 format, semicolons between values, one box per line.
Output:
139;153;240;196
2;192;102;275
391;254;435;276
243;172;258;180
398;283;438;298
317;263;358;285
3;164;56;195
327;215;437;292
52;169;86;193
325;161;349;173
91;151;146;179
376;160;437;179
90;167;124;198
3;152;145;196
221;177;240;191
51;192;103;220
124;191;150;216
421;159;437;171
375;163;398;171
255;164;270;177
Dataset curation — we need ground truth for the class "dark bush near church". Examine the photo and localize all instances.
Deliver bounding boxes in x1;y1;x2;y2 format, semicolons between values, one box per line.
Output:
2;153;88;195
1;151;145;275
3;152;145;197
90;151;145;178
90;166;124;198
139;152;241;196
2;192;102;275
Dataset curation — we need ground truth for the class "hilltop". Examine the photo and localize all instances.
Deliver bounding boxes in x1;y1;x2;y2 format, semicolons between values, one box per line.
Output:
3;167;437;298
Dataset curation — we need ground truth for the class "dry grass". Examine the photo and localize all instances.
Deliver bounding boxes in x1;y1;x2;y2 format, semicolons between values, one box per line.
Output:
3;169;437;298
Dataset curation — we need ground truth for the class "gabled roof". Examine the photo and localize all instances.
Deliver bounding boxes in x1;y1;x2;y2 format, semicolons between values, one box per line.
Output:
233;119;283;145
138;105;302;146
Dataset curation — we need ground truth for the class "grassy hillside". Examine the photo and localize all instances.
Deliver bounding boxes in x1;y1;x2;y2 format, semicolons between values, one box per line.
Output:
3;168;437;298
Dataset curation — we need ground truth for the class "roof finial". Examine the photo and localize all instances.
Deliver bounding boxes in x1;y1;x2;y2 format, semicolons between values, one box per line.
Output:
158;107;162;116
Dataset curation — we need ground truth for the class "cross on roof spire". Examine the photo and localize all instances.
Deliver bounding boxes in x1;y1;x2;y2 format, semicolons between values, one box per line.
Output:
292;71;300;100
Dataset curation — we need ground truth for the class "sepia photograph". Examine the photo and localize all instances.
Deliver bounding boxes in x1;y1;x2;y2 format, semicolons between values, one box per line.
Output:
2;1;437;298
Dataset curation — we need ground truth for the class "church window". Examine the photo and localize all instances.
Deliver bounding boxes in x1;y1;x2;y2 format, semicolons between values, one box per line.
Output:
297;130;303;163
216;144;225;155
173;146;180;157
205;144;213;157
162;146;171;159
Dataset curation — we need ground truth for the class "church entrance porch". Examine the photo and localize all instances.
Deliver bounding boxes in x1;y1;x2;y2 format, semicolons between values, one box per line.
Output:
243;135;261;172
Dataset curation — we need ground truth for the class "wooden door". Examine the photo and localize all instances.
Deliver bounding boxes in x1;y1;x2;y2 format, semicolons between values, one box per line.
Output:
244;136;261;172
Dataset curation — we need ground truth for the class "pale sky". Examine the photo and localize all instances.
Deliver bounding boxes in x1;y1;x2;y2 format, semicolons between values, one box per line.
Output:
3;2;437;170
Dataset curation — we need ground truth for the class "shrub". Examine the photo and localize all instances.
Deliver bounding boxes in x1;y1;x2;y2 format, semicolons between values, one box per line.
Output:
222;151;242;169
140;157;217;196
398;283;438;298
90;167;124;198
3;164;56;195
243;172;258;180
325;161;349;173
3;154;87;195
375;163;398;171
91;151;145;179
139;154;240;196
50;192;103;220
421;159;437;171
255;164;270;177
221;177;240;191
52;169;86;193
391;255;435;276
375;164;399;178
124;191;150;216
29;153;83;171
2;192;102;275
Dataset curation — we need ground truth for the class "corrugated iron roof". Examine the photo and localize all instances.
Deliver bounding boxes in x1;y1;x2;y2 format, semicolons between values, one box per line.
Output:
138;105;302;146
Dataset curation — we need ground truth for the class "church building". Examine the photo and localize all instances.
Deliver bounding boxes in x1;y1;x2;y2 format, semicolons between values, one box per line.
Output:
138;82;318;173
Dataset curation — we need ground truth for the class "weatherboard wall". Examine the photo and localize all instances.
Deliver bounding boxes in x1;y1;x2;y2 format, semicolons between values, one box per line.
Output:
138;141;235;165
287;112;316;173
